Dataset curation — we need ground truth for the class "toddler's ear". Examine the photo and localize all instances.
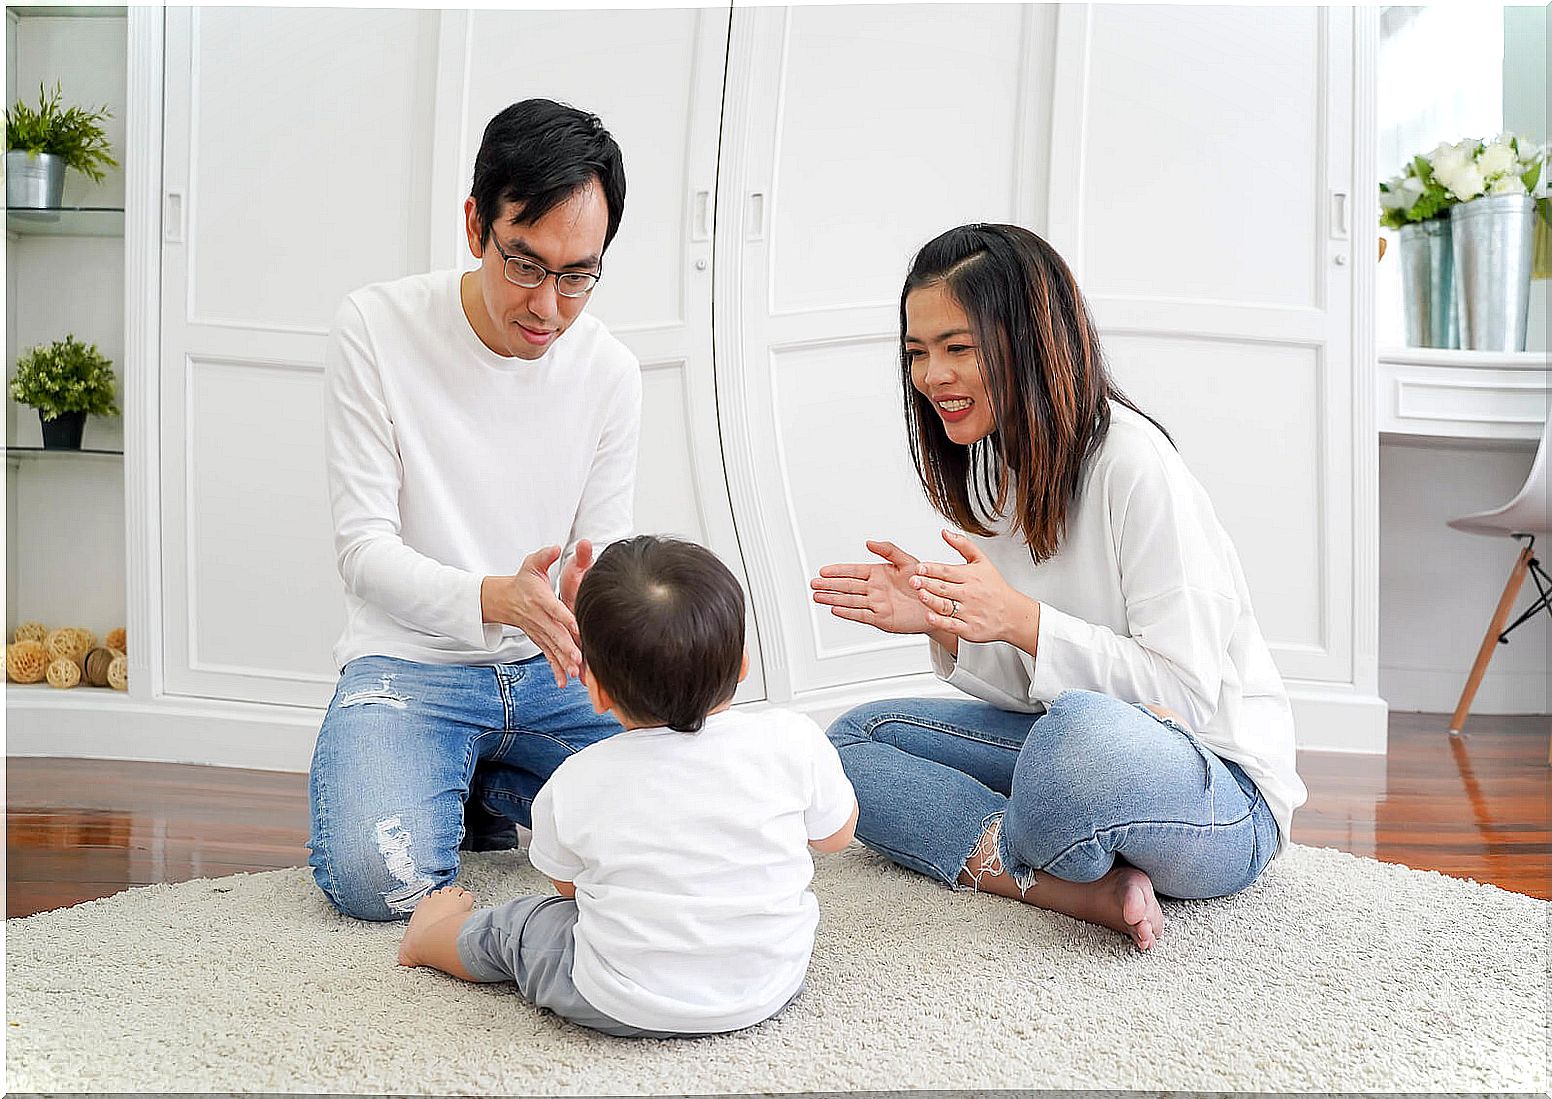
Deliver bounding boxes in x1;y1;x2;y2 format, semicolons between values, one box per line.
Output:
738;648;751;684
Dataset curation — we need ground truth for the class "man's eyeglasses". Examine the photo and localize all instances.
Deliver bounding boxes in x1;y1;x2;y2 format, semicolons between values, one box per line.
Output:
491;238;601;298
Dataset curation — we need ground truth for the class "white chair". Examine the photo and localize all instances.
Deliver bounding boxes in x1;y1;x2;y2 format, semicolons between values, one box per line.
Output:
1446;415;1552;761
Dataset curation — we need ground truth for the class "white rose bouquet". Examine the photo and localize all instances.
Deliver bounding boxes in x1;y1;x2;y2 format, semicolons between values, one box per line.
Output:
1380;132;1547;231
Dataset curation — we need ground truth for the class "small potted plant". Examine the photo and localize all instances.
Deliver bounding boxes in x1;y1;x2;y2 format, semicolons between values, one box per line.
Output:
5;82;117;210
1380;149;1463;348
9;336;120;449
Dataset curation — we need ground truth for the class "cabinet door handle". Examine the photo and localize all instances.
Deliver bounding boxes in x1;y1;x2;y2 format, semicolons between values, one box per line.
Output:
747;191;766;242
691;189;711;242
1330;190;1349;239
164;190;186;244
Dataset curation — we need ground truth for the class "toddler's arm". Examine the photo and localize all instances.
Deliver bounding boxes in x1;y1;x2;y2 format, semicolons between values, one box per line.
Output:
809;801;859;854
549;878;577;898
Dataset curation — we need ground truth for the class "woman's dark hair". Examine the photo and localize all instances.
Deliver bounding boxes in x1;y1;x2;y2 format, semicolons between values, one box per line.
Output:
471;98;626;251
900;223;1170;562
575;535;745;734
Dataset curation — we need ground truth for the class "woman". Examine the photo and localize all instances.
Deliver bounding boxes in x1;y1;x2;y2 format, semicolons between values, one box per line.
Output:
811;224;1306;950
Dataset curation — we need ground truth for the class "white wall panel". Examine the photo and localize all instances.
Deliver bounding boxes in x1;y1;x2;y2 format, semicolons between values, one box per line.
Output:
1104;334;1325;654
452;8;707;336
634;362;710;545
186;8;436;333
1079;6;1321;309
769;338;945;664
185;360;339;684
771;5;1030;314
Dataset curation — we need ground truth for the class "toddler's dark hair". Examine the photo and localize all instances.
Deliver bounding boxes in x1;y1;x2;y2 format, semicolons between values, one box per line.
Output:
575;535;745;733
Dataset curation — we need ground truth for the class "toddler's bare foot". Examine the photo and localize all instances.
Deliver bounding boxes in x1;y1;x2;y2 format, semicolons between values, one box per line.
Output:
398;885;475;967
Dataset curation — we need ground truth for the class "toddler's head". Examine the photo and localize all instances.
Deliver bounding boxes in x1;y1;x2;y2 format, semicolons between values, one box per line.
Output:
575;535;746;733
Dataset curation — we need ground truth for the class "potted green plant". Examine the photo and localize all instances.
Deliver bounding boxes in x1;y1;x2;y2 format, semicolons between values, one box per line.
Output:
5;82;117;210
9;336;120;449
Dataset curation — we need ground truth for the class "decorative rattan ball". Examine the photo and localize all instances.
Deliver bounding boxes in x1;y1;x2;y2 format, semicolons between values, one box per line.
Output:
83;647;117;687
106;626;127;654
107;653;128;691
6;641;48;683
69;627;97;652
46;657;81;689
13;621;47;644
45;628;87;665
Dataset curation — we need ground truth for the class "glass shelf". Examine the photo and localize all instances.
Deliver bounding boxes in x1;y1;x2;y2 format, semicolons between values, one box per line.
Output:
8;6;128;18
6;206;124;238
6;445;123;458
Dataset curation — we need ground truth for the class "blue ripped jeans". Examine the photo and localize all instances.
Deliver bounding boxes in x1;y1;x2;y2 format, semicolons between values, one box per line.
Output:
827;689;1278;899
307;654;621;921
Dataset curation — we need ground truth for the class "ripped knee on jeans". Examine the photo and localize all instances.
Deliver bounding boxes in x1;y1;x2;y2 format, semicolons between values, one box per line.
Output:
373;814;438;914
960;813;1036;897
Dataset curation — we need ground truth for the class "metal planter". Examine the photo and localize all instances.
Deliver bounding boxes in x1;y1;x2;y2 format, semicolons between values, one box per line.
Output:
1399;218;1458;349
1451;193;1537;352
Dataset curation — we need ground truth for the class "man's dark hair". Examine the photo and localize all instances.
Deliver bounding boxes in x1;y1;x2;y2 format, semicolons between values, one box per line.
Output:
575;536;745;734
471;98;626;251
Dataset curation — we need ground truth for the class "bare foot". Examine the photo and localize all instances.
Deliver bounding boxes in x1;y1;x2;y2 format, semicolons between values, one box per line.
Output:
958;819;1165;951
397;885;475;967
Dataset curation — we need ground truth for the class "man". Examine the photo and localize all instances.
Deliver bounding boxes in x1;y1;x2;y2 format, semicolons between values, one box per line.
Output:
309;99;639;921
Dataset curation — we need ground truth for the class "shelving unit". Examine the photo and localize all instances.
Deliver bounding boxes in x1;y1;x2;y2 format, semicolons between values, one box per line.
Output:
5;7;130;656
1377;346;1550;444
6;205;125;237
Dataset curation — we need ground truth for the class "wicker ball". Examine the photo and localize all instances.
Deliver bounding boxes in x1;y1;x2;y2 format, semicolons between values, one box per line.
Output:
46;657;81;689
83;647;117;687
6;641;48;683
13;621;47;644
45;628;88;665
69;627;97;652
107;653;128;691
105;626;127;654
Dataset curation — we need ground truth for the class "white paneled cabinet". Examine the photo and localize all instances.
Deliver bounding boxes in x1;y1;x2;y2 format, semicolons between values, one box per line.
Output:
10;4;1384;768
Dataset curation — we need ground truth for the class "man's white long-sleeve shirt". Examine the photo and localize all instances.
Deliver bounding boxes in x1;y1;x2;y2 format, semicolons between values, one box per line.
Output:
930;403;1307;849
324;269;641;668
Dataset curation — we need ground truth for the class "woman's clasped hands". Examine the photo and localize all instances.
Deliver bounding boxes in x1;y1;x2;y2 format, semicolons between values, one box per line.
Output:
811;529;1041;651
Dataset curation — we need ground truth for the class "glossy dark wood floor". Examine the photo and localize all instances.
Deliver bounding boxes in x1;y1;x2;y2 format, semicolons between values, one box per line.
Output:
7;711;1549;917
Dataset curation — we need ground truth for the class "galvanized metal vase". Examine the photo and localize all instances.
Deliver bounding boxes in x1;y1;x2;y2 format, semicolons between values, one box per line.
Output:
1451;193;1537;352
1399;218;1458;348
5;150;66;209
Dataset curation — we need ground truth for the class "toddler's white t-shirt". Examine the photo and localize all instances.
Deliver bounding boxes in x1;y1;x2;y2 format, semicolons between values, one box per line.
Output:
527;707;856;1034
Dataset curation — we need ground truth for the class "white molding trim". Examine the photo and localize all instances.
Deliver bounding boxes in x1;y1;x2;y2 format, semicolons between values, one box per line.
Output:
714;8;792;702
1351;5;1382;703
125;5;166;702
1045;3;1091;269
7;675;1390;773
429;8;473;272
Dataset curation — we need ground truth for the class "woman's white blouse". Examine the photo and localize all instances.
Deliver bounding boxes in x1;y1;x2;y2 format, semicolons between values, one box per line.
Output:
931;403;1307;850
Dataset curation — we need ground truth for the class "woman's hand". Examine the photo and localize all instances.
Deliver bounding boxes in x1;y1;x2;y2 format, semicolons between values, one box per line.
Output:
910;530;1041;651
810;540;934;635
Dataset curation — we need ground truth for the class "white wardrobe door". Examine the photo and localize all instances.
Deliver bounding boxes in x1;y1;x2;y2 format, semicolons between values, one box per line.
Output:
434;7;761;701
1048;5;1359;687
159;7;440;705
717;4;1058;699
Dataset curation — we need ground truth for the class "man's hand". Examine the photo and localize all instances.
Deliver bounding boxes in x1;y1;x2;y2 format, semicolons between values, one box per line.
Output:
558;539;594;612
481;545;582;687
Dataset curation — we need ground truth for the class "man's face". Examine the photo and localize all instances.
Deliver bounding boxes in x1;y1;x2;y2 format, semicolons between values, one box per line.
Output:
462;178;609;360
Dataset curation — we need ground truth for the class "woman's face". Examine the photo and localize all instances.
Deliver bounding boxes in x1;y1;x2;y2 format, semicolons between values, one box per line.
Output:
904;282;996;446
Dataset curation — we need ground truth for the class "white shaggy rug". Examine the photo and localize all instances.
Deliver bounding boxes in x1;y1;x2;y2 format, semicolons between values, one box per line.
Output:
6;844;1547;1094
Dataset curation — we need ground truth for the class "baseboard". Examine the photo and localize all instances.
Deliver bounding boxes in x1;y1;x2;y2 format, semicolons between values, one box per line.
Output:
5;686;322;772
1284;683;1390;754
5;674;1390;771
1379;666;1549;716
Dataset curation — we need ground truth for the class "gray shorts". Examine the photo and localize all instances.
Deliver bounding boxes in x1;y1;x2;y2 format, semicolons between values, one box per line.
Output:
455;894;801;1039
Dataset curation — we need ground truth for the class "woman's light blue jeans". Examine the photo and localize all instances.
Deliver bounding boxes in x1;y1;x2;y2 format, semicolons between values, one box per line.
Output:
827;689;1278;899
308;654;621;921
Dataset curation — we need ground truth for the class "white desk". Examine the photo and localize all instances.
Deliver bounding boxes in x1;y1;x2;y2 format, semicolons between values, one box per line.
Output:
1378;348;1549;443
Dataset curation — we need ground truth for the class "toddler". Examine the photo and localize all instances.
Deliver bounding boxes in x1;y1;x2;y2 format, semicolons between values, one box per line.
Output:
397;534;858;1037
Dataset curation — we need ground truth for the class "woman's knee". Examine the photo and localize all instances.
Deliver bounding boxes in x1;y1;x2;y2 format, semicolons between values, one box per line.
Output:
825;699;907;750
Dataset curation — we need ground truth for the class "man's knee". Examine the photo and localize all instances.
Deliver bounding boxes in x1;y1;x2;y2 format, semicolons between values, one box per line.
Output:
310;812;459;922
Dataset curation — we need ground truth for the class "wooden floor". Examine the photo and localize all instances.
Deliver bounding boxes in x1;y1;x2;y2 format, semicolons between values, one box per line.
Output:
7;711;1549;917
